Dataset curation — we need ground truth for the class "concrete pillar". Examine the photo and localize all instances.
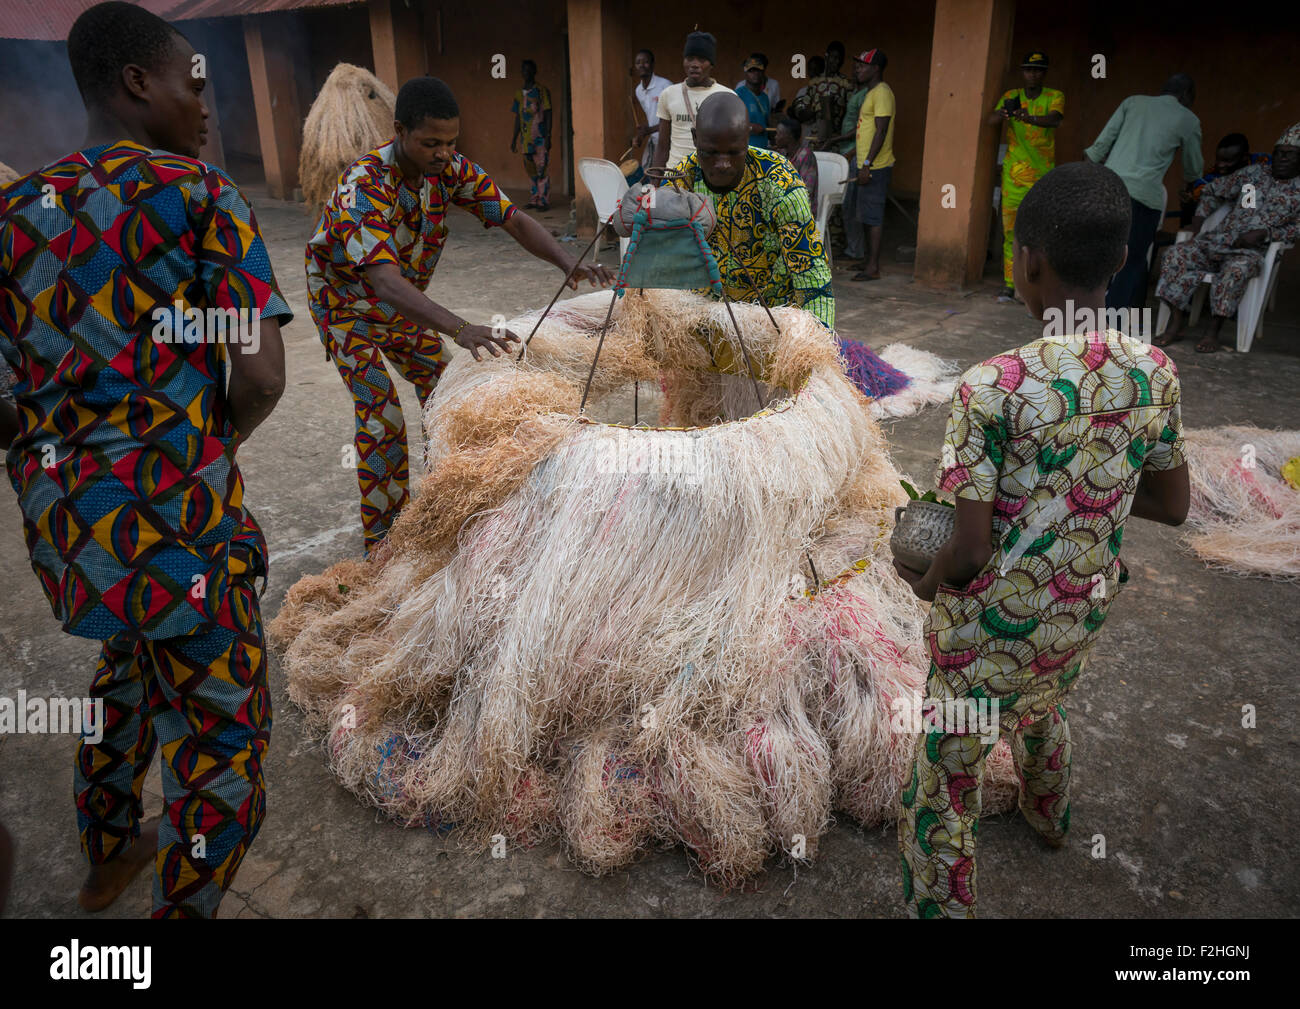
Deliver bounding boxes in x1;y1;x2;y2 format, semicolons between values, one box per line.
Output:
369;0;428;95
565;0;628;235
914;0;1015;289
244;14;305;200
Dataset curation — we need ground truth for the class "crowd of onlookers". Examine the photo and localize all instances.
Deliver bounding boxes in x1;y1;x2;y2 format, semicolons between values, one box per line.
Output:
990;61;1298;351
628;33;897;282
619;35;1300;345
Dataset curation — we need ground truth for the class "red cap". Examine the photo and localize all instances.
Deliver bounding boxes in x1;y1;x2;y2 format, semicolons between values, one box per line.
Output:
854;48;886;66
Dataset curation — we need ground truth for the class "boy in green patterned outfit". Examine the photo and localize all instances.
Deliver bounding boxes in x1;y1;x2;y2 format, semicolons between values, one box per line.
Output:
892;162;1190;918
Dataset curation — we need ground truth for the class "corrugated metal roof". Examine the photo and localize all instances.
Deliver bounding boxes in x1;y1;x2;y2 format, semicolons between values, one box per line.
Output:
0;0;363;41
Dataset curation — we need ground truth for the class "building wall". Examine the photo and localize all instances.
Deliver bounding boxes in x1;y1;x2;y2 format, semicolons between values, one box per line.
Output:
187;18;260;172
414;0;573;199
303;4;377;98
1009;2;1299;196
0;38;85;175
0;21;265;184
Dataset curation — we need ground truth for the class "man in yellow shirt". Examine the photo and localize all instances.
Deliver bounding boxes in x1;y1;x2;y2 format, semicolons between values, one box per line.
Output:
851;49;895;282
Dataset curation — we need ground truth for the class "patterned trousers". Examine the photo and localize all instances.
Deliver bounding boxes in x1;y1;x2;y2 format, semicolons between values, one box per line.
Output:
1155;238;1263;318
898;660;1081;919
523;144;550;207
75;547;270;918
316;312;445;555
1000;176;1035;288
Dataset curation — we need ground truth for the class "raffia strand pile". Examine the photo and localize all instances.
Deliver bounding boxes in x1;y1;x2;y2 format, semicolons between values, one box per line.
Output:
1182;425;1300;579
270;290;1014;884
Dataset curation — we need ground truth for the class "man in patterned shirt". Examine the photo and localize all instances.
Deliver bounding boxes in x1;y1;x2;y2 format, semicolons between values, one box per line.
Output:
672;93;834;329
892;163;1190;918
305;76;611;556
0;2;291;917
791;41;853;148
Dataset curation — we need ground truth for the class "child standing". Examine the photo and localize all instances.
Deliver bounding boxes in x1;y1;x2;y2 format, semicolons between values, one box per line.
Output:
892;162;1191;918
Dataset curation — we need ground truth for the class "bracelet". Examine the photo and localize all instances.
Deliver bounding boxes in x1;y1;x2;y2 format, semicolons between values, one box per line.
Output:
450;320;470;340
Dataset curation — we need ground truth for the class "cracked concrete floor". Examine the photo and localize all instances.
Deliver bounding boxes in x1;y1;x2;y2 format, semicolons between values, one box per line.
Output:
2;190;1298;918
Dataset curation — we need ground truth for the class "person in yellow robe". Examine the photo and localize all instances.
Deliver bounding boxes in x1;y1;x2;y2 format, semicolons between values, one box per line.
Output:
986;52;1064;301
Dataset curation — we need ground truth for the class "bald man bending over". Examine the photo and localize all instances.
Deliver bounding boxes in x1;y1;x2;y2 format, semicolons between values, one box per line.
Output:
668;92;835;327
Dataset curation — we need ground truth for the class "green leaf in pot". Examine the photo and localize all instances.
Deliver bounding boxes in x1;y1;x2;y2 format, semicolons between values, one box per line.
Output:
900;480;920;500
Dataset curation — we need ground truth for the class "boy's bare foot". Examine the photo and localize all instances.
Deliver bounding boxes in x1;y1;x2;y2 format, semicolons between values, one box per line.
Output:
77;820;158;912
1153;328;1185;347
1195;333;1220;353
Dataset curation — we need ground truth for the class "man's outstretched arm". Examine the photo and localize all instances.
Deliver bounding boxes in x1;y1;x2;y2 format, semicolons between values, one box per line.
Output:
364;263;519;361
500;212;614;289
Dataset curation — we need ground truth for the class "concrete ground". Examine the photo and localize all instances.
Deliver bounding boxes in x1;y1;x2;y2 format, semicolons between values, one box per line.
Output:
2;189;1297;918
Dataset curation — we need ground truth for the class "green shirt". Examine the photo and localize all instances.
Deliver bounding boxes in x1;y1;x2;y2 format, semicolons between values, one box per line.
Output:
839;86;868;159
1084;93;1203;210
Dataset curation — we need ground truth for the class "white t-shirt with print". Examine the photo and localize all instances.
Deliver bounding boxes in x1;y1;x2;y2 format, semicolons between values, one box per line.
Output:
656;80;736;169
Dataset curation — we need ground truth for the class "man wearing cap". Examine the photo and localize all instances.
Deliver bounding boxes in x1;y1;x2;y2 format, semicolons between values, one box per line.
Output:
734;51;780;111
653;30;734;172
851;48;894;282
1155;124;1300;353
987;52;1064;302
1085;74;1202;310
736;54;773;150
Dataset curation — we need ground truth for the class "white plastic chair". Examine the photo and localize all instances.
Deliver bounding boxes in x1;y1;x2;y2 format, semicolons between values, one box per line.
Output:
812;151;848;267
1154;202;1292;352
577;157;630;262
